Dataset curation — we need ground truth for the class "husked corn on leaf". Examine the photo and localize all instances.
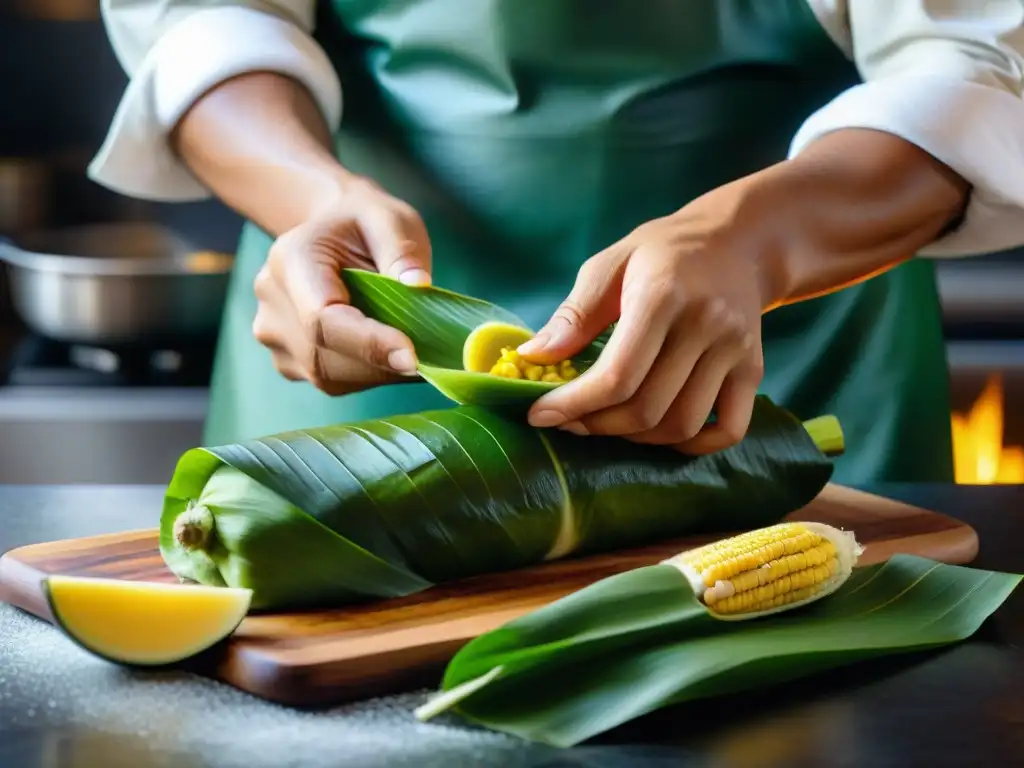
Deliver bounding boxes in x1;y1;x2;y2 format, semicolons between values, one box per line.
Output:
416;555;1021;747
665;521;862;620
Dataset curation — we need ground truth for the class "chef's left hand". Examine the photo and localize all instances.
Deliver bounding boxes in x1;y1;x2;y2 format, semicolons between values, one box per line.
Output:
518;177;777;455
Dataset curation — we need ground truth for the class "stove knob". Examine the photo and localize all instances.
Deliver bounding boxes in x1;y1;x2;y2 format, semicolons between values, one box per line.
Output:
70;346;120;373
151;350;183;372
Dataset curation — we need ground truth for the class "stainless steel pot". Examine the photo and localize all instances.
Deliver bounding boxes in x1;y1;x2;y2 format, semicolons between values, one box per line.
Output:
0;223;234;346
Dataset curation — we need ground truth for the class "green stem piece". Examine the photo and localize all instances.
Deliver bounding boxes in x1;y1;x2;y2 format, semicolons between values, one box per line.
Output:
802;415;845;457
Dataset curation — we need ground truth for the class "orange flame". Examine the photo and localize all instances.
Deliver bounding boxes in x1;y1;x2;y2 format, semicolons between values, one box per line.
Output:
951;374;1024;484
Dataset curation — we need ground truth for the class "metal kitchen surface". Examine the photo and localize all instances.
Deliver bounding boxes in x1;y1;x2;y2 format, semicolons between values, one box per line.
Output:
0;387;207;484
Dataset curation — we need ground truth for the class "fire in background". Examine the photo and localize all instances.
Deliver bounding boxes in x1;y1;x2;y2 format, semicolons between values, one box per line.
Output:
951;374;1024;484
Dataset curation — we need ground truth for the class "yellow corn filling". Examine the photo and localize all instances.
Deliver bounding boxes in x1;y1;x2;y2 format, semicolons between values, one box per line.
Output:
488;347;579;383
669;522;859;619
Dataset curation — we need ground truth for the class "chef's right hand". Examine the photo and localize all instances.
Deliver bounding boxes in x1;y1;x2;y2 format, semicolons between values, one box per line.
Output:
251;176;432;395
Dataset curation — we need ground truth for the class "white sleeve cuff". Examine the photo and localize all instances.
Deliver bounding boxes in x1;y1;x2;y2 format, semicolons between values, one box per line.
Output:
789;74;1024;258
87;6;343;202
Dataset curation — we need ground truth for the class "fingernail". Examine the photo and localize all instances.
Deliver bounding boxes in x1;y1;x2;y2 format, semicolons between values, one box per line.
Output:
388;348;418;374
517;331;550;356
529;410;566;428
398;268;431;286
559;421;589;436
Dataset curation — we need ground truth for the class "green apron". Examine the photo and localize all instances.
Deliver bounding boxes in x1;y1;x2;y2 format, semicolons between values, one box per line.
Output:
205;0;954;485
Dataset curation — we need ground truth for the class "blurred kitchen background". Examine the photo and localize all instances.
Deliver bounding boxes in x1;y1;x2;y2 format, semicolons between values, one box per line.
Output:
0;4;1022;485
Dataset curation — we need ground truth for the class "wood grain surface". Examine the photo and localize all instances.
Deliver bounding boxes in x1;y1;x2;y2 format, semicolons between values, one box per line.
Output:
0;483;979;707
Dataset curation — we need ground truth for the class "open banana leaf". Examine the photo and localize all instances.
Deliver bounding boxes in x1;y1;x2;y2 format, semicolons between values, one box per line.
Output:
415;554;1022;747
160;396;835;610
342;268;610;412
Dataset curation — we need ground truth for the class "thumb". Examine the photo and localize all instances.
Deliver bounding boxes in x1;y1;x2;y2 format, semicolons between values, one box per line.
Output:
359;202;433;287
518;252;625;363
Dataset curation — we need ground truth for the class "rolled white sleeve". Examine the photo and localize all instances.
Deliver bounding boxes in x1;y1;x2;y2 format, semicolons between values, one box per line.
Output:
88;1;343;202
793;1;1024;257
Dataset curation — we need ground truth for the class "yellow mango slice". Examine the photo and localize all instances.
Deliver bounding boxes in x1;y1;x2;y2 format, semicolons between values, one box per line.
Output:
44;575;252;666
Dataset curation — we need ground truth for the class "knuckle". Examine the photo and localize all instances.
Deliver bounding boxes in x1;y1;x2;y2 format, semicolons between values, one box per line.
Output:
675;413;706;443
251;313;275;347
358;333;393;369
718;421;746;446
748;359;765;384
554;298;589;328
630;219;659;239
713;409;750;447
266;238;286;262
698;297;728;328
625;252;683;306
282;367;305;383
720;309;743;334
269;351;302;382
735;329;755;351
253;265;274;299
266;236;295;271
741;352;765;384
645;273;681;309
593;365;639;407
351;176;386;198
628;400;663;432
392;199;425;229
575;257;604;286
302;310;327;350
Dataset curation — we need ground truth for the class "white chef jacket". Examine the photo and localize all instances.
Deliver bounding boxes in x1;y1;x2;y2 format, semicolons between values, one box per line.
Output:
89;0;1024;258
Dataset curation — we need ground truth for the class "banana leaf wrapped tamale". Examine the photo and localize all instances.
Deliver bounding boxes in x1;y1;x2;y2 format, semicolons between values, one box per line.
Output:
160;397;840;610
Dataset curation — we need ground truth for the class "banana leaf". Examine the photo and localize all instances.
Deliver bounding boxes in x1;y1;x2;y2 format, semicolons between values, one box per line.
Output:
342;268;611;412
415;554;1022;747
160;396;835;610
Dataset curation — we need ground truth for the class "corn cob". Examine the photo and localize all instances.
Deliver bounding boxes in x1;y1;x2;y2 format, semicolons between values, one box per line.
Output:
664;521;863;620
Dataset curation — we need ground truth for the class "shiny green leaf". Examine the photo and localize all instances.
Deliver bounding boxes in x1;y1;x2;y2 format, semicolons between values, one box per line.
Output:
342;268;606;412
160;397;834;610
417;555;1021;747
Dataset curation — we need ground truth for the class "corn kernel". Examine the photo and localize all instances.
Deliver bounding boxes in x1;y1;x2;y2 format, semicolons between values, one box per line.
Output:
485;349;579;383
489;361;522;378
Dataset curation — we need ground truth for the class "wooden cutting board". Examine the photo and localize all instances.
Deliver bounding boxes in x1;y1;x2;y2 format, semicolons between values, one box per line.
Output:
0;483;978;707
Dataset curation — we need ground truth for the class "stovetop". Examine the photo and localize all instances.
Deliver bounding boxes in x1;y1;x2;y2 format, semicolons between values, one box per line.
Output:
1;334;215;387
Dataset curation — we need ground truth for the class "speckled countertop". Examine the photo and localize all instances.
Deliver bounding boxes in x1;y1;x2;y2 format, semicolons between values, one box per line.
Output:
1;484;1023;768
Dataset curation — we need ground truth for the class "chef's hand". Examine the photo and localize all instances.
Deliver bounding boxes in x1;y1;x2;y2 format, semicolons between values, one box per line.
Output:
251;177;432;395
518;177;774;455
